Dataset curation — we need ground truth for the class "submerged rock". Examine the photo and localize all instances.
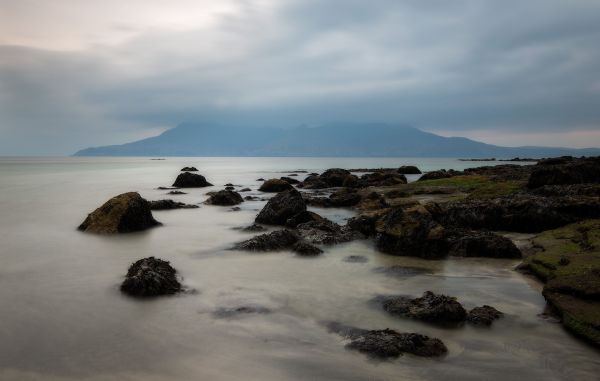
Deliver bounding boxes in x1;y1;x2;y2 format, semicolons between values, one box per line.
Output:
327;322;447;359
205;190;244;206
213;305;271;318
233;229;299;251
398;165;422;174
120;257;182;297
255;189;306;225
181;166;198;172
377;291;467;324
78;192;161;234
259;179;293;192
343;255;369;263
172;172;213;188
241;223;266;232
292;241;324;256
446;229;522;258
373;265;431;278
167;190;187;195
467;305;503;326
150;199;199;210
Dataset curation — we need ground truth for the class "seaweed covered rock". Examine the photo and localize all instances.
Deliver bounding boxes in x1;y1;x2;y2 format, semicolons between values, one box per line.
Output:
255;189;306;225
375;205;447;259
205;190;244;206
447;229;522;258
233;229;299;251
377;291;467;323
398;165;422;174
172;172;213;188
120;257;182;297
467;305;503;326
259;179;293;192
78;192;161;233
150;199;199;210
327;322;447;358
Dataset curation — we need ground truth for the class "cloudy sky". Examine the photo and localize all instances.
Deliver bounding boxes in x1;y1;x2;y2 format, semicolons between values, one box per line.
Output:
1;0;600;155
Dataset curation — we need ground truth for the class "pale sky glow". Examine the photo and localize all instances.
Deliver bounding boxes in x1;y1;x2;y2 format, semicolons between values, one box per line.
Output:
1;0;600;155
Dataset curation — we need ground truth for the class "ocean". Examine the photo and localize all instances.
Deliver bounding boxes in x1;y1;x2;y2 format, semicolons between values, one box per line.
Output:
1;157;599;381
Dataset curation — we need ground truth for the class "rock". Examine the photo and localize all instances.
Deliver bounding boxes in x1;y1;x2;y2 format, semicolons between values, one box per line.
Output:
343;255;369;263
120;257;181;297
377;291;467;323
150;199;199;210
446;229;522;258
285;211;325;228
167;190;187;195
224;183;234;186
329;188;362;206
233;229;299;251
292;242;323;256
464;164;533;181
205;190;244;206
213;305;271;318
78;192;161;234
347;214;378;237
326;322;447;358
375;206;447;259
356;192;388;211
280;176;301;185
257;178;265;181
241;223;266;232
467;305;503;326
301;168;359;189
259;178;294;192
172;172;213;188
297;219;361;245
240;188;251;192
229;207;241;212
181;166;198;172
255;189;307;225
398;165;422;174
418;170;457;181
244;195;260;201
358;171;407;187
528;156;600;188
225;186;235;191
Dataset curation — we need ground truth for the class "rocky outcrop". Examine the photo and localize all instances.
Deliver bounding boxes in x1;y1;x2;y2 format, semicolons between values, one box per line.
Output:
233;229;299;251
205;190;244;206
357;171;407;187
259;179;294;192
398;165;422;174
120;257;182;297
300;168;359;189
418;169;458;181
172;172;213;188
446;229;522;258
78;192;161;233
326;322;447;358
180;166;198;172
374;205;447;259
150;199;199;210
255;189;306;225
528;156;600;188
377;291;467;323
297;219;362;245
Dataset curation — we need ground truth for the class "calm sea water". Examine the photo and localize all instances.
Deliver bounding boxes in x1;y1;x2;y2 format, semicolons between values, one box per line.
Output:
0;157;598;381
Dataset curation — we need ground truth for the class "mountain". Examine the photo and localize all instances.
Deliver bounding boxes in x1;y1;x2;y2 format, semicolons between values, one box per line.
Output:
74;122;600;158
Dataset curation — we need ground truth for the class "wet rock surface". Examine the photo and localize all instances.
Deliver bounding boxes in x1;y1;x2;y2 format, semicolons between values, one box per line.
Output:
467;305;503;326
120;257;182;297
292;241;324;256
528;156;600;188
297;219;362;245
233;229;299;251
78;192;161;234
300;168;358;189
205;190;244;206
376;291;467;324
150;199;199;210
172;172;213;188
285;210;325;228
240;223;266;232
259;179;294;192
446;229;522;258
255;189;306;225
327;322;447;358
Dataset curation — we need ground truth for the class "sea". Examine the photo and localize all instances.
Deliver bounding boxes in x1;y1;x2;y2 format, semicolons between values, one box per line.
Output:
0;157;599;381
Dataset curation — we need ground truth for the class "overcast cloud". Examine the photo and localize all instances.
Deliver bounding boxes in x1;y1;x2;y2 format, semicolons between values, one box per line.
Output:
1;0;600;154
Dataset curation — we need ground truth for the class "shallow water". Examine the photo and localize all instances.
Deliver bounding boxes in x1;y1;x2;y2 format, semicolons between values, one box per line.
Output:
0;157;598;381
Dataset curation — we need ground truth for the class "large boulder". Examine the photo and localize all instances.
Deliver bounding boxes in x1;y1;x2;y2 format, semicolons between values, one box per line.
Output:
528;156;600;188
205;190;243;206
255;189;306;225
172;172;212;188
300;168;359;189
233;229;299;251
280;176;301;185
398;165;422;174
446;229;522;258
150;199;199;210
120;257;182;297
377;291;467;323
327;322;447;359
375;205;447;259
78;192;161;233
259;178;294;192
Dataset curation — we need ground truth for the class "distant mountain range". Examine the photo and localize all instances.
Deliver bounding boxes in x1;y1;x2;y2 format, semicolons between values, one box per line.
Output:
74;122;600;158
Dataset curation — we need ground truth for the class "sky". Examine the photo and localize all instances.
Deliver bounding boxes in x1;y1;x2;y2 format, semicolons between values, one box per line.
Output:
1;0;600;155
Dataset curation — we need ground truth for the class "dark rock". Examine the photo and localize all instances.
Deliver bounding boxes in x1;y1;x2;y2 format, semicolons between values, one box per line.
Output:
467;305;503;326
150;199;199;210
229;207;241;212
375;206;447;259
347;214;378;237
257;178;265;181
377;291;467;323
329;188;362;206
398;165;422;174
327;322;447;358
528;156;600;188
233;229;299;251
172;172;213;188
181;166;198;172
213;305;271;318
240;188;251;192
205;190;244;206
446;229;522;258
343;255;369;263
288;173;299;176
225;183;234;186
292;242;324;256
418;170;458;181
244;195;260;201
225;186;235;191
358;171;407;187
241;223;266;232
120;257;181;297
285;211;325;228
167;190;187;195
297;219;362;245
255;189;306;225
464;164;533;181
259;178;294;192
78;192;161;234
357;192;388;210
280;176;301;185
301;168;359;189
